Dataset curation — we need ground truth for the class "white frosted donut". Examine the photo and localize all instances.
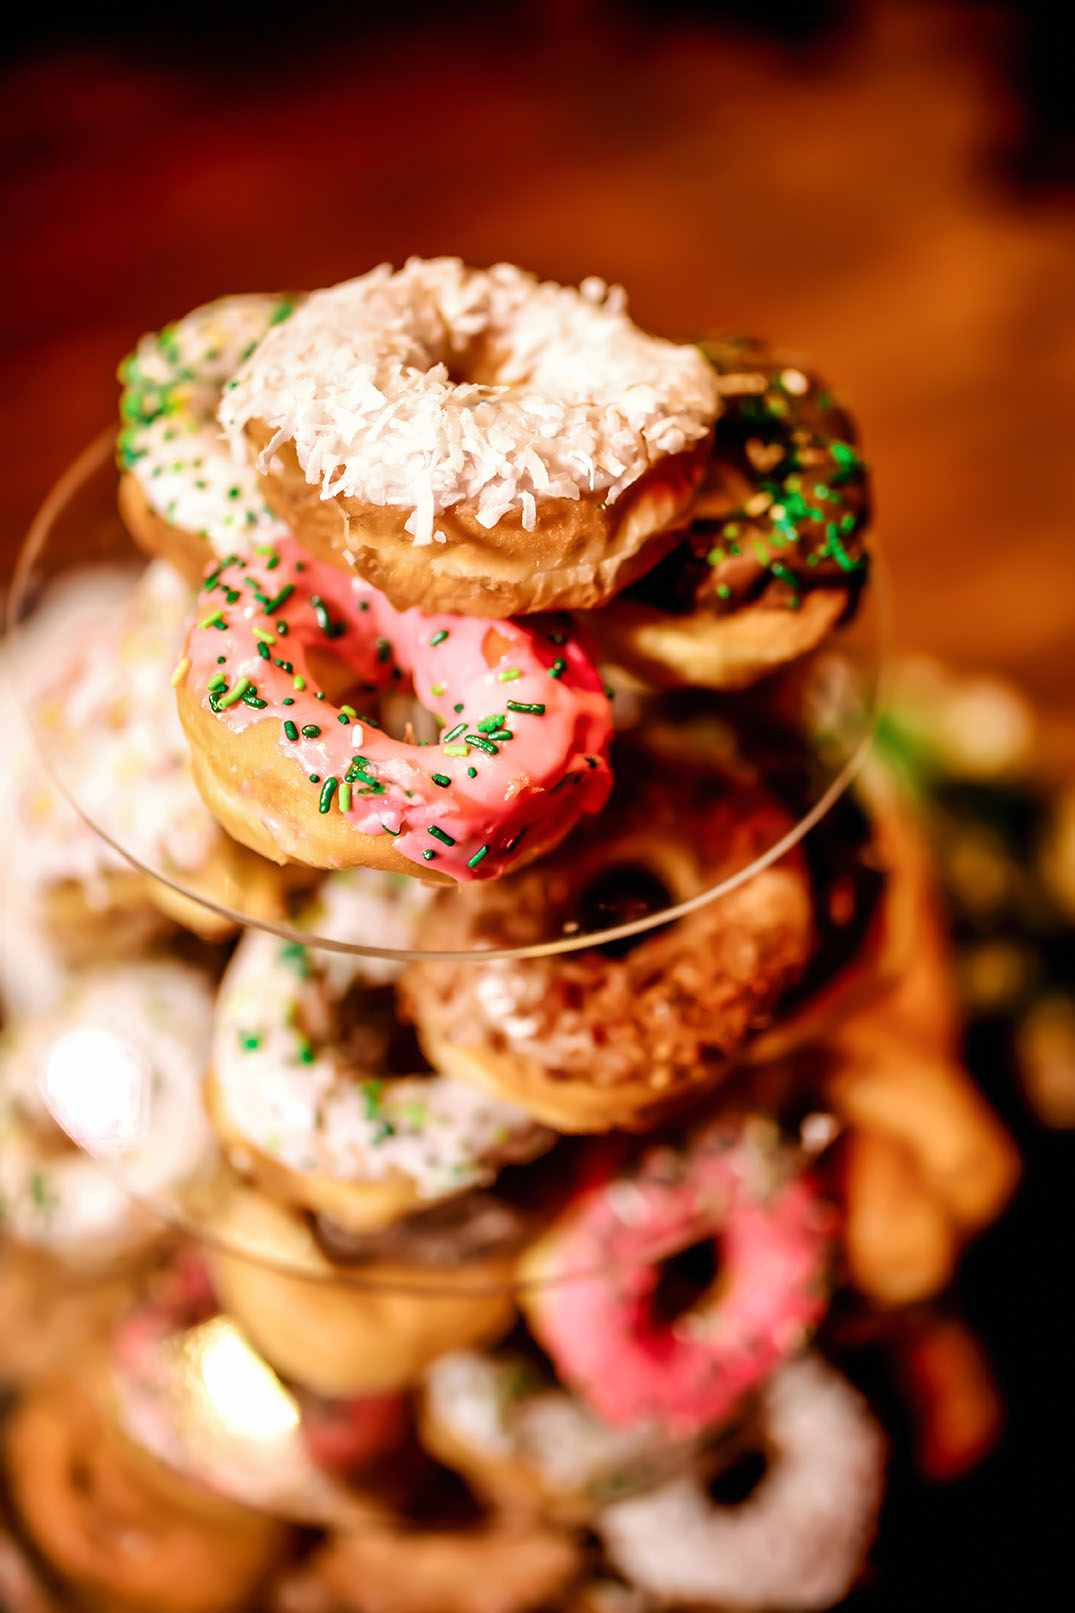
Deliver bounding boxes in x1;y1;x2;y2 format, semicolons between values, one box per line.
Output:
597;1355;886;1611
209;871;552;1232
221;258;719;615
420;1351;683;1525
0;961;215;1265
118;293;295;580
108;1309;372;1527
0;567;137;1015
15;560;278;942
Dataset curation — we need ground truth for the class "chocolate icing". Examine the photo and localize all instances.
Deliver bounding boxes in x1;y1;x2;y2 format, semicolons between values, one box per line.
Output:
630;337;871;617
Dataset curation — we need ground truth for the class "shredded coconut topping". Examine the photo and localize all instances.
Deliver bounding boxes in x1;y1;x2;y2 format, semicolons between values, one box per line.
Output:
220;259;721;544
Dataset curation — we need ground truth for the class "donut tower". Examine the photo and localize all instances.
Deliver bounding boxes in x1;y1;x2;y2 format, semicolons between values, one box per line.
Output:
0;260;1018;1613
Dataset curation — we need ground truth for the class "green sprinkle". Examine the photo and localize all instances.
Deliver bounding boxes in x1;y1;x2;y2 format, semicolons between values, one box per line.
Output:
432;773;451;787
297;1036;315;1065
252;626;275;645
488;728;513;741
380;820;401;836
443;744;468;756
422;849;437;861
279;941;309;977
549;658;566;679
257;640;271;660
217;677;251;709
717;583;731;599
477;714;505;733
376;638;392;663
465;734;499;756
283;720;298;740
197;609;225;630
506;701;546;715
453;702;465;713
442;722;468;744
310;595;345;639
206;673;227;692
467;844;489;868
770;562;801;606
262;583;294;614
270;298;294;325
293;675;307;692
301;724;321;738
266;555;280;570
274;659;293;673
242;690;268;708
318;777;339;813
340;705;357;719
240;1032;261;1051
497;668;522;682
467;765;477;778
282;697;295;706
429;629;450;646
431;683;445;697
831;441;858;466
338;781;352;812
428;825;456;846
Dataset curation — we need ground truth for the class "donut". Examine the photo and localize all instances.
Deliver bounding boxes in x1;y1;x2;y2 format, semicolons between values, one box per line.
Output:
519;1118;833;1437
271;1509;582;1613
4;1376;290;1613
108;1292;402;1526
209;872;553;1232
0;1241;132;1389
206;1187;518;1397
219;258;718;616
117;293;296;582
401;755;815;1130
17;559;284;945
175;537;612;881
0;961;215;1267
597;1354;885;1610
588;336;870;691
420;1351;691;1526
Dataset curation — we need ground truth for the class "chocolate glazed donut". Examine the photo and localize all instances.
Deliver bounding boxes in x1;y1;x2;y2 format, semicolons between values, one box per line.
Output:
588;337;871;691
399;752;815;1132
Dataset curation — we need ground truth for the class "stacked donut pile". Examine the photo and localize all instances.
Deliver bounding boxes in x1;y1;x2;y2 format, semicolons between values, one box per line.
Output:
0;261;1018;1613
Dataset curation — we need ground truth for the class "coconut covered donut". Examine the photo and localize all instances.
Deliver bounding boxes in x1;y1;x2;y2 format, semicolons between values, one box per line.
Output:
597;1355;885;1610
420;1351;690;1526
4;1376;291;1613
520;1118;833;1437
219;258;719;616
177;538;612;881
400;754;815;1131
0;961;215;1268
208;872;553;1232
16;559;284;944
207;1187;520;1398
589;337;870;690
118;293;296;582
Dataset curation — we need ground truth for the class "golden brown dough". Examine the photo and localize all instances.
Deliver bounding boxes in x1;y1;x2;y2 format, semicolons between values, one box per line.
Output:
4;1377;289;1613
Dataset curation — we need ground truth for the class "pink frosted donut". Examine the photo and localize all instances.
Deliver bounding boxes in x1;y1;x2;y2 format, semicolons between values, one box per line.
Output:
520;1119;833;1437
176;536;612;881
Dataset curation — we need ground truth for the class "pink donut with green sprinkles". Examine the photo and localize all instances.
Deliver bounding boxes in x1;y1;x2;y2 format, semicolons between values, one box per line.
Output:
521;1118;834;1437
175;536;613;882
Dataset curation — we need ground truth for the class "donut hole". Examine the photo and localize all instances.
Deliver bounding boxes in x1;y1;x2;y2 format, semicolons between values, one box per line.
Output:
651;1238;721;1327
577;863;674;957
705;1444;769;1507
336;982;434;1077
403;1456;487;1528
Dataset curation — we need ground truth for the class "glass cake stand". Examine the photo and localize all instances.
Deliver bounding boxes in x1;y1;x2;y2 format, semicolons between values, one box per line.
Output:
5;431;888;964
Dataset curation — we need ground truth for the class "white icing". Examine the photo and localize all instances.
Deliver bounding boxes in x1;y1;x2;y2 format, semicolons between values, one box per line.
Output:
424;1351;658;1497
598;1356;886;1610
0;961;215;1262
213;871;550;1198
0;567;133;1015
220;259;720;544
17;561;219;892
122;294;293;558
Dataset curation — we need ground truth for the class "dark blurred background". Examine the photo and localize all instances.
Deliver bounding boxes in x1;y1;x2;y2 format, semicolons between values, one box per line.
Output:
2;1;1072;1604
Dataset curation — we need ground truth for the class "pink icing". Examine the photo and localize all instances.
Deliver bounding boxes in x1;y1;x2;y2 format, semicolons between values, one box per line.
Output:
181;537;613;880
527;1123;833;1437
